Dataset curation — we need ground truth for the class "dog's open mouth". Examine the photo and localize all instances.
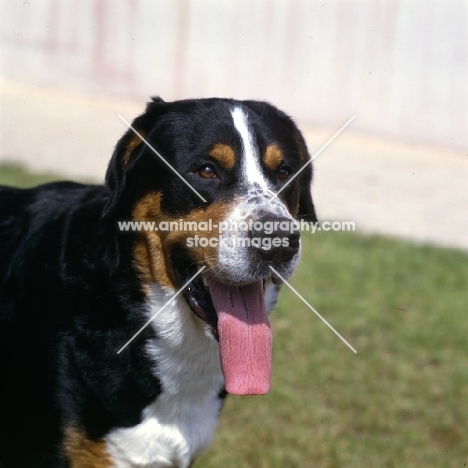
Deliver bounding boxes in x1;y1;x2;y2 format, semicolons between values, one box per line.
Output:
172;248;272;395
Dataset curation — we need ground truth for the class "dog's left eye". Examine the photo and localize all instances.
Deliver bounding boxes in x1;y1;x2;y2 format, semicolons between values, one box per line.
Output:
278;167;291;180
196;165;218;179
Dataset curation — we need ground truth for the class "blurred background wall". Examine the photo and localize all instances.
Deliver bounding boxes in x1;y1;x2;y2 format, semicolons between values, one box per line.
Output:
1;0;467;248
1;0;466;148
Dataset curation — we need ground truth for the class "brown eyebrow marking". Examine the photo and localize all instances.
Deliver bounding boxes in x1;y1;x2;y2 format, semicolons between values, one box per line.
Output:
263;144;284;171
209;143;236;170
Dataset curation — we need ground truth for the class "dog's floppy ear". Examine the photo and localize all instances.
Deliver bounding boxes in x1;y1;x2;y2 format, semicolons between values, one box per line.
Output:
297;173;317;223
294;130;318;223
263;104;317;223
102;97;167;219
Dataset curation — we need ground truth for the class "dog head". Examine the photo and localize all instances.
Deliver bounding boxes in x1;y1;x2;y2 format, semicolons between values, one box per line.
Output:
104;97;316;394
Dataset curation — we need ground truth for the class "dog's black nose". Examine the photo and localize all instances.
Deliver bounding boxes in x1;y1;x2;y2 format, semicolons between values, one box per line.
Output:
249;217;300;262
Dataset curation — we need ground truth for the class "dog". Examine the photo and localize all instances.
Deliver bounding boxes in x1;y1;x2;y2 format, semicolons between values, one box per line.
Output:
0;97;317;467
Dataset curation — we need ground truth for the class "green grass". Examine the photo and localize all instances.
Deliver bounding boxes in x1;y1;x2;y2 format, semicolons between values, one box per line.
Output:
198;232;468;467
2;163;467;467
0;162;65;187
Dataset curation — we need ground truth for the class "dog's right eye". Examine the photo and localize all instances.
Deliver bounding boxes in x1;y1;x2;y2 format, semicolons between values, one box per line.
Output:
196;165;218;179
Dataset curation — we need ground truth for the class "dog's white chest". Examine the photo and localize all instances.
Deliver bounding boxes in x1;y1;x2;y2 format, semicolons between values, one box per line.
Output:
105;391;222;468
105;290;225;468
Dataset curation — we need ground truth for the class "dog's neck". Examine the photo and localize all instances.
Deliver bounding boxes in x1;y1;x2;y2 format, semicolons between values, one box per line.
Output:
105;285;225;468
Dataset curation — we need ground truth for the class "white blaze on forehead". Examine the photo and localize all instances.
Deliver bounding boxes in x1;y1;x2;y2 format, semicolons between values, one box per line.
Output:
231;106;270;191
215;106;300;284
228;105;291;224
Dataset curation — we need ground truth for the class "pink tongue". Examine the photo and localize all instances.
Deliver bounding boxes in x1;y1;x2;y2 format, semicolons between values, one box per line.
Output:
207;278;272;395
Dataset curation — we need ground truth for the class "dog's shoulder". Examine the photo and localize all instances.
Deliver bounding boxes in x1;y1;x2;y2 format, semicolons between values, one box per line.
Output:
0;184;167;467
0;182;109;316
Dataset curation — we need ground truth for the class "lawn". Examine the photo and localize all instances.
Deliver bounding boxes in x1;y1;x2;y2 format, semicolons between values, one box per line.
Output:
200;232;468;468
0;162;65;187
1;163;467;467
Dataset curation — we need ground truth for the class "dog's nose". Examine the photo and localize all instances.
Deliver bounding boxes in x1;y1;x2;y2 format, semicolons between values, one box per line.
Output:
249;217;300;262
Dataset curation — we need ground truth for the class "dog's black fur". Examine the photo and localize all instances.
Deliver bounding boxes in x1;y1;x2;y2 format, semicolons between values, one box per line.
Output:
0;97;316;467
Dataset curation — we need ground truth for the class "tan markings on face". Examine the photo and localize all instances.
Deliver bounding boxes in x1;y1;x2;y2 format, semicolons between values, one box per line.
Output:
64;427;113;468
132;193;234;290
263;144;284;172
209;143;236;171
122;130;146;170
